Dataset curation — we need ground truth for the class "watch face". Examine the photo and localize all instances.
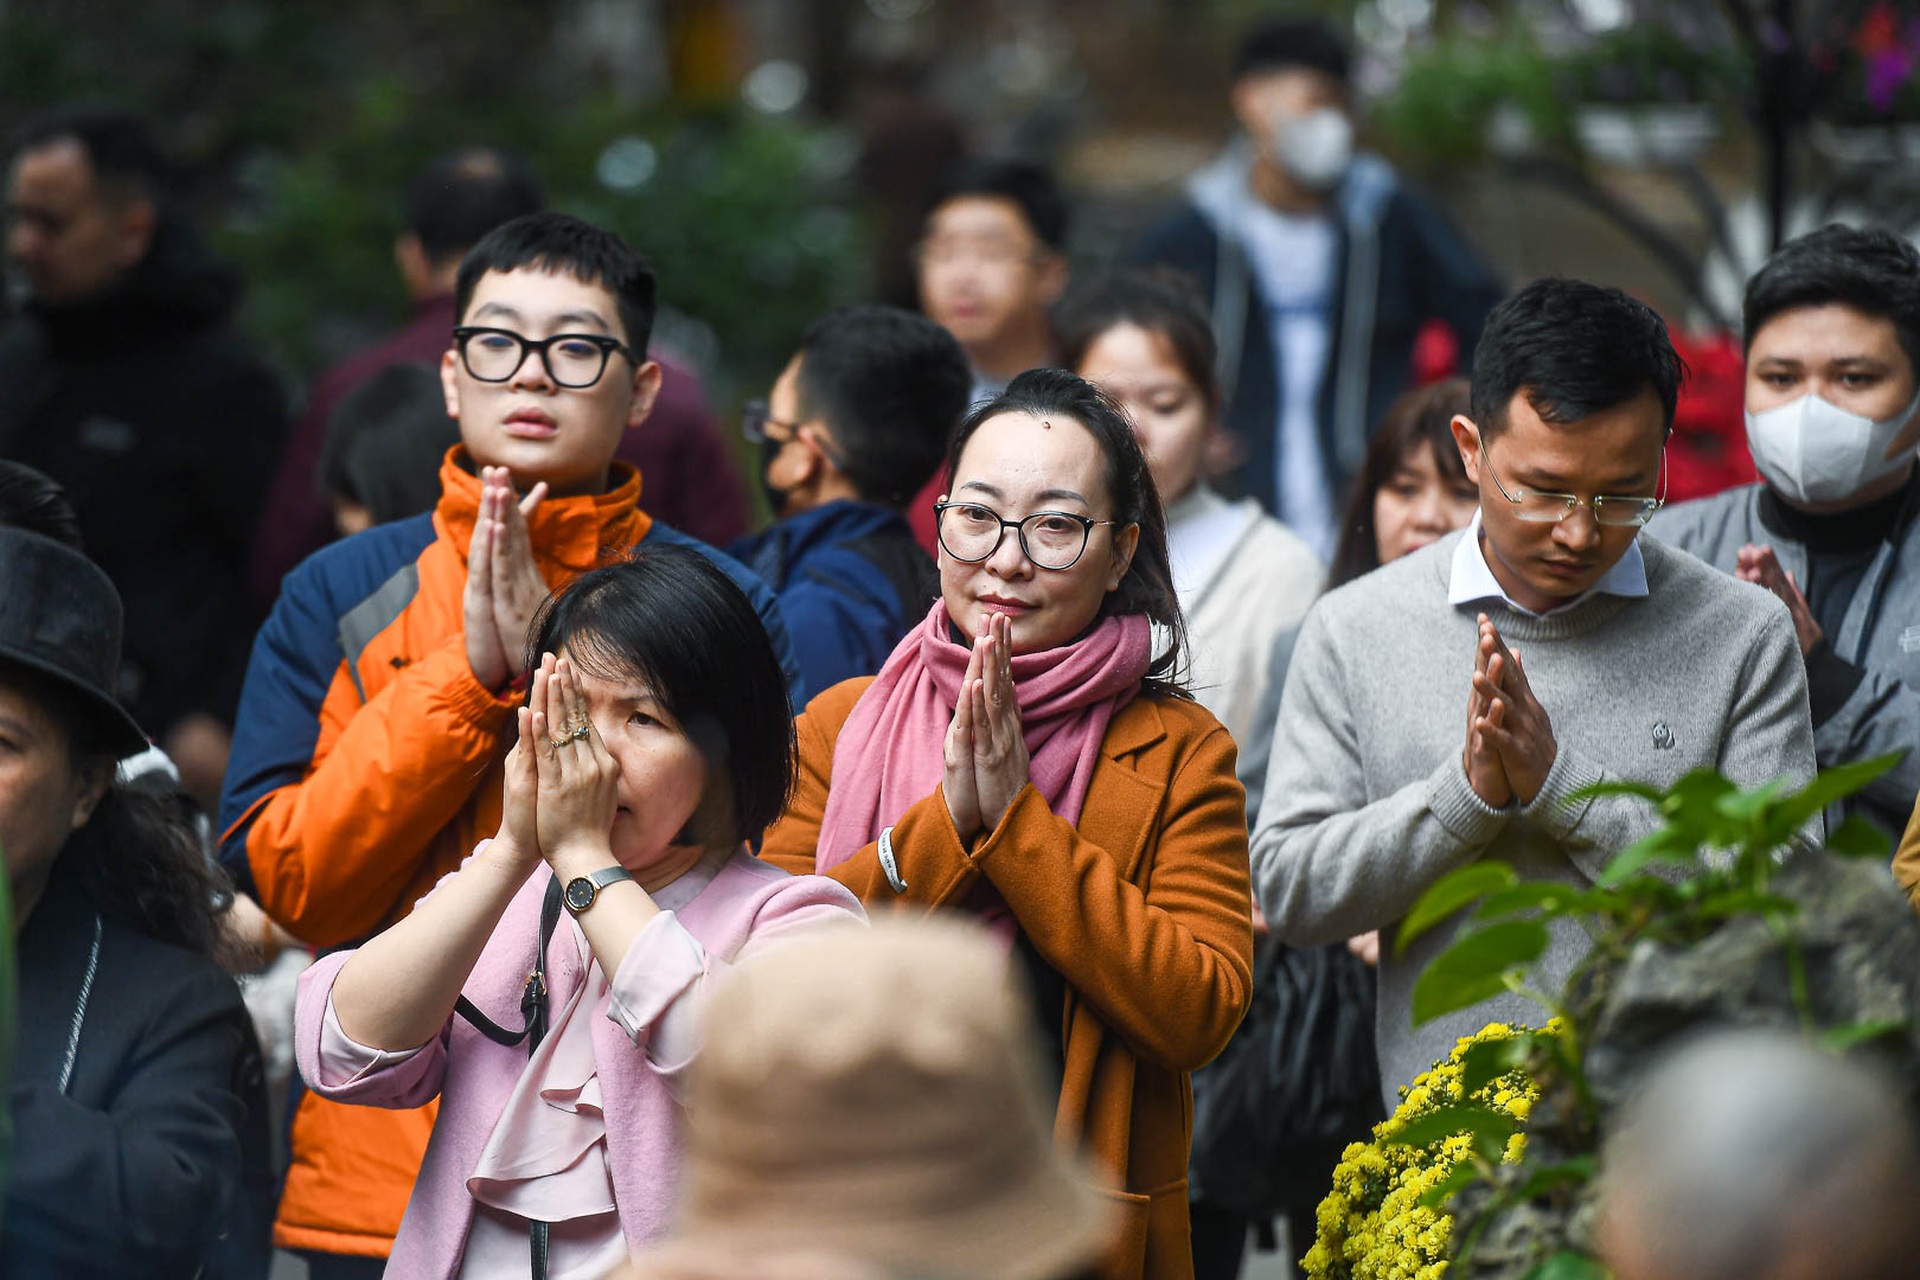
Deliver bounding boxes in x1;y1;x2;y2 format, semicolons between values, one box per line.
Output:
564;877;597;913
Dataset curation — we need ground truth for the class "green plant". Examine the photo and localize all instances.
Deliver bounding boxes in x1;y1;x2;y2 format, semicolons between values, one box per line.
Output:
1371;34;1573;168
1561;25;1746;108
1362;754;1902;1278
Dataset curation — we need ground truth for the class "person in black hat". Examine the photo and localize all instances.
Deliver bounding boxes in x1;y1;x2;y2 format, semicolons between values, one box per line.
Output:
1135;15;1503;561
0;525;271;1278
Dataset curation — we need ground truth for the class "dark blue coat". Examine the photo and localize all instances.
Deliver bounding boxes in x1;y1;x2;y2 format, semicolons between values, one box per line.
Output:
731;499;938;703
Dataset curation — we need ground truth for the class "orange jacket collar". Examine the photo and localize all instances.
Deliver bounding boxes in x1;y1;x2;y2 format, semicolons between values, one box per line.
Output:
432;446;652;577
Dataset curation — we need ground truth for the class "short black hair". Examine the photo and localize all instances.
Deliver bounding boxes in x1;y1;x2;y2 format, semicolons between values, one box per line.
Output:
1469;277;1683;438
318;363;460;526
524;544;794;846
1743;223;1920;377
1056;267;1222;408
793;305;972;508
455;212;658;358
10;102;174;207
0;461;83;549
1231;17;1352;85
929;158;1070;253
947;368;1188;696
403;146;547;266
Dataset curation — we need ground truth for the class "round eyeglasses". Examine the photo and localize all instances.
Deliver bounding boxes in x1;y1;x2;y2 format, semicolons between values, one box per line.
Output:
452;326;637;390
934;500;1119;571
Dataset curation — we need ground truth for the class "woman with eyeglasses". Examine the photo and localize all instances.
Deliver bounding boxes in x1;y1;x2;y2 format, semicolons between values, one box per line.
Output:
762;367;1255;1280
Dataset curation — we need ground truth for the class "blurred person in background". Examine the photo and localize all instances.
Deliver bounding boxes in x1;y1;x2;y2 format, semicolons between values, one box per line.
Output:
763;368;1255;1280
1136;17;1501;560
622;920;1110;1280
1059;267;1321;814
731;304;971;701
1651;225;1920;851
1599;1028;1920;1280
294;547;863;1279
0;525;271;1278
1328;377;1481;586
249;146;751;602
218;213;795;1278
318;362;462;537
908;158;1072;552
0;103;289;813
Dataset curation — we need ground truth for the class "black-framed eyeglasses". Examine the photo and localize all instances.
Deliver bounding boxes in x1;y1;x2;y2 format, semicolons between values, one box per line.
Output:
452;326;637;390
1481;447;1668;528
934;500;1119;571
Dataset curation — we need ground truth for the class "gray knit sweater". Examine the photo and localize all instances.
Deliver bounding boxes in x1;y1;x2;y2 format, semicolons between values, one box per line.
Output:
1250;530;1818;1097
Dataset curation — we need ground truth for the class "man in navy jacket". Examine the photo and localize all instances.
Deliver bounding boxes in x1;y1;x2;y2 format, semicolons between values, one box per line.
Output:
1136;17;1502;557
732;305;971;701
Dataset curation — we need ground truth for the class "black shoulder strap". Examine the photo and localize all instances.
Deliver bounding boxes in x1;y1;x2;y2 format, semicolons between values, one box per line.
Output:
453;875;565;1049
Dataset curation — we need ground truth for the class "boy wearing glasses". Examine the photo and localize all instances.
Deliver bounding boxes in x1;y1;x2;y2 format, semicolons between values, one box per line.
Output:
1251;278;1818;1100
730;304;971;700
216;212;793;1278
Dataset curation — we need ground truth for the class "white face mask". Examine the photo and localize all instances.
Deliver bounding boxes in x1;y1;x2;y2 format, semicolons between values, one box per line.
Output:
1274;106;1353;192
1745;390;1920;505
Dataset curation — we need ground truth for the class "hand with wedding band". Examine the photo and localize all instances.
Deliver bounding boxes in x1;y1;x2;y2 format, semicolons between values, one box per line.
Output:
528;651;621;872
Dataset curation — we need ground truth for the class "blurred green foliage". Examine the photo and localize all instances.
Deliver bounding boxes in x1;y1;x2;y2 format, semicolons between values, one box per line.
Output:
0;2;871;395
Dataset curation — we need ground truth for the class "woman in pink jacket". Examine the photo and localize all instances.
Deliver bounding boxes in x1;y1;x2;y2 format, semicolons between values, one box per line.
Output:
293;544;865;1280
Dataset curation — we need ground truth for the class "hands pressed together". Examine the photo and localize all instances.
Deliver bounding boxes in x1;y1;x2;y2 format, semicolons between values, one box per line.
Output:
1737;543;1822;656
1464;613;1559;808
494;652;620;880
943;612;1033;844
463;465;553;691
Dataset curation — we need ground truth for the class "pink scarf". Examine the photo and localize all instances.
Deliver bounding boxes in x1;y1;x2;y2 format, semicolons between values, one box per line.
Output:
815;601;1153;875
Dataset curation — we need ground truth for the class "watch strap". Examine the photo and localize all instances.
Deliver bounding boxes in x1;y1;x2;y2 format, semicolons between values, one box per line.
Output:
564;864;632;914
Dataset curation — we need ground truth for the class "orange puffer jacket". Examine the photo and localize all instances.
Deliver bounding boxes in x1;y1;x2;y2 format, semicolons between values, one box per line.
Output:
218;450;792;1258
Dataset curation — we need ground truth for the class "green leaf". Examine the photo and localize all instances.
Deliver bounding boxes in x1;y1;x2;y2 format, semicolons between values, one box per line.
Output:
1713;778;1787;823
1410;920;1550;1025
1416;1162;1482;1209
1827;814;1893;861
1569;778;1664;803
1458;1033;1538;1097
1597;828;1696;888
1693;890;1797;921
1474;883;1597;920
1520;1251;1609;1280
1820;1019;1909;1053
1384;1101;1517;1150
1773;754;1904;832
1509;1156;1597;1202
1397;862;1518;954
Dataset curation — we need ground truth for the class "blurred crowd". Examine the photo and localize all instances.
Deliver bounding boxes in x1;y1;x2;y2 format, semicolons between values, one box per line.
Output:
2;13;1919;1280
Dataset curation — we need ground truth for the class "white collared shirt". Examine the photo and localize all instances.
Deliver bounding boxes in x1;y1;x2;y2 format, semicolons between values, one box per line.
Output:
1446;510;1649;618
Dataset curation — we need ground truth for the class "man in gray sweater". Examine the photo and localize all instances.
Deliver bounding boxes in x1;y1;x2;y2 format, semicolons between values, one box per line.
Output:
1253;279;1819;1097
1650;225;1920;852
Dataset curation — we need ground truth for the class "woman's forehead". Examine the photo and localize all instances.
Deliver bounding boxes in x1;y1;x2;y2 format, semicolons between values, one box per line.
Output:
954;411;1109;506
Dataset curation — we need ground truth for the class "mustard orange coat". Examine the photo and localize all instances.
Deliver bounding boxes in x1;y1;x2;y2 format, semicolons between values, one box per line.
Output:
762;678;1256;1280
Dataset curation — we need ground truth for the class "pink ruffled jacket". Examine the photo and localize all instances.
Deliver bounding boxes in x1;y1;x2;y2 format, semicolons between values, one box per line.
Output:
294;849;866;1279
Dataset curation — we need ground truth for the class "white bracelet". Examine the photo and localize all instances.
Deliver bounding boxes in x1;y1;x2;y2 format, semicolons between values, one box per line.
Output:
877;825;908;894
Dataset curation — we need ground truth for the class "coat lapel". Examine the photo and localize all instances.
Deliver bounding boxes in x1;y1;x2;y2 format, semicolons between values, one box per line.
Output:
1079;698;1170;883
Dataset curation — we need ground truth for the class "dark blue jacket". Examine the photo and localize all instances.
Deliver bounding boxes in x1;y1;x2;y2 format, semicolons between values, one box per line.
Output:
731;499;937;703
1135;145;1502;515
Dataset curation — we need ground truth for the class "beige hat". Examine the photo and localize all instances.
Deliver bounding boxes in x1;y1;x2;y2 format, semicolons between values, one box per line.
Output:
648;917;1112;1280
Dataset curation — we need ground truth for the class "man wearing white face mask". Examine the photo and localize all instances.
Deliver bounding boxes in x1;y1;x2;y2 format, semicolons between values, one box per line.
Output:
1136;17;1503;559
1651;225;1920;853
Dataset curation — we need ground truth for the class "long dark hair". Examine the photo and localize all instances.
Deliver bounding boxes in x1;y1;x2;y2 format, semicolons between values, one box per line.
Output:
6;662;230;957
1327;378;1473;589
945;367;1190;697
